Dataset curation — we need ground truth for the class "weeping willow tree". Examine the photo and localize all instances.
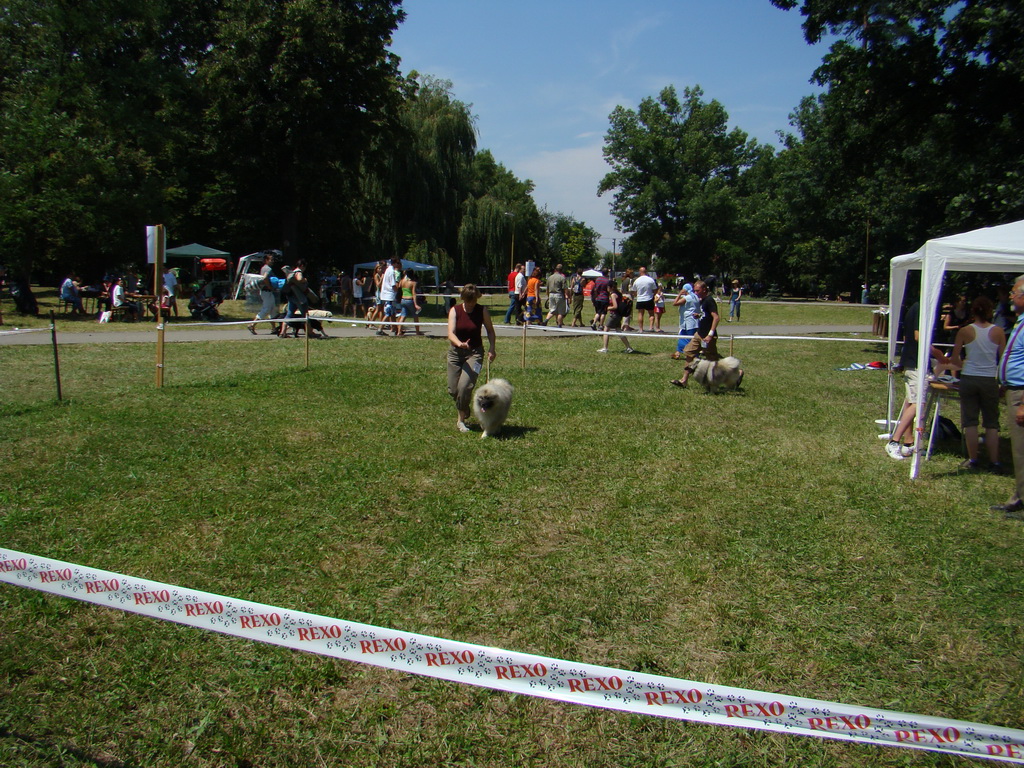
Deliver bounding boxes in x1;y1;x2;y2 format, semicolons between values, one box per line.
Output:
358;74;477;271
403;238;454;279
458;150;544;281
357;75;544;279
458;193;515;280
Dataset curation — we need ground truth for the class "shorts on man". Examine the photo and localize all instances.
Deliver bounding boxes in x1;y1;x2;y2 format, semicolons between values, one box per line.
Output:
548;296;567;316
903;369;920;403
682;335;721;363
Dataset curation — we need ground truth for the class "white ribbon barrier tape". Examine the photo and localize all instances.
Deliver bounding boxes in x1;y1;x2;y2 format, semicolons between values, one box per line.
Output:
2;548;1022;763
156;317;876;344
522;325;875;344
0;327;50;336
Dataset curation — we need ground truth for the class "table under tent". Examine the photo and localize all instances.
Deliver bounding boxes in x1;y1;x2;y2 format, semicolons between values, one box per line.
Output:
887;219;1024;478
164;243;233;296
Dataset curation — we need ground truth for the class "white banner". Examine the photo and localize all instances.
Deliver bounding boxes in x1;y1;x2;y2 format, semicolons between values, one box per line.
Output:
2;548;1022;763
146;225;159;265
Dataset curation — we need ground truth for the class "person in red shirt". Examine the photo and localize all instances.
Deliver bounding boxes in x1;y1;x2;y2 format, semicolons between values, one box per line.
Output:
503;263;524;324
591;270;611;330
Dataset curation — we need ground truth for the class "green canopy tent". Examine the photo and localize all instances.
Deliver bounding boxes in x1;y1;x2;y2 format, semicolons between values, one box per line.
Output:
165;243;231;258
164;243;233;290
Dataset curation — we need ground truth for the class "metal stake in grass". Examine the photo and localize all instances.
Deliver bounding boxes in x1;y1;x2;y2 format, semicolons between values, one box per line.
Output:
49;310;62;401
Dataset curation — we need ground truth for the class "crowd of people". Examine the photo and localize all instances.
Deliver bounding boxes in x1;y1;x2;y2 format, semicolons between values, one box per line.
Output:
248;256;436;339
56;267;220;322
249;256;329;338
886;279;1024;522
500;263;731;367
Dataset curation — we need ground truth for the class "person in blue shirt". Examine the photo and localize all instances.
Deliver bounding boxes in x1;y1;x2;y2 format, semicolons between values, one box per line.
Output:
993;275;1024;519
60;272;83;314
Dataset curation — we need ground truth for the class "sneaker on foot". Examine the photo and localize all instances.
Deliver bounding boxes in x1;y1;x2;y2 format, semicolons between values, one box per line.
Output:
625;347;635;353
959;458;979;470
900;444;914;457
596;348;608;353
885;441;905;460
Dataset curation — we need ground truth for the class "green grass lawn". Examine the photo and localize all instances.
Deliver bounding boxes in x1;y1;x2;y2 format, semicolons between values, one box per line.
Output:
1;329;1021;767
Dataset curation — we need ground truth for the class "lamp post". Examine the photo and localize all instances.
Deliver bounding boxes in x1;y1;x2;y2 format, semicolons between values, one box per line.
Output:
506;211;515;272
597;236;619;276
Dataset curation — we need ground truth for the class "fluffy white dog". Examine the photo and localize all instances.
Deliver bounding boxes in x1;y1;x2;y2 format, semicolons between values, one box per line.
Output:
688;356;744;393
472;378;514;438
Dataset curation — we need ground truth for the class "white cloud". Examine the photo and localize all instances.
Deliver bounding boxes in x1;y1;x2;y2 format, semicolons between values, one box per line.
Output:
598;14;670;78
516;144;625;239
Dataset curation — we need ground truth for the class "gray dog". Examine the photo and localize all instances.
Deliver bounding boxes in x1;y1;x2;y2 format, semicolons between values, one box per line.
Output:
687;356;744;393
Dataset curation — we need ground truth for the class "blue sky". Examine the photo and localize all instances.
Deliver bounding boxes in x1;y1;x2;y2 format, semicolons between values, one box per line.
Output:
389;0;833;245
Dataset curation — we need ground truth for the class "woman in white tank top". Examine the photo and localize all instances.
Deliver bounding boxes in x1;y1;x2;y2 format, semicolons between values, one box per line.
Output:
948;296;1007;470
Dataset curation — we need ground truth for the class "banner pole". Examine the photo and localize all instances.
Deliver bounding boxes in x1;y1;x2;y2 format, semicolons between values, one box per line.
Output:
153;225;166;388
521;321;527;369
305;318;310;368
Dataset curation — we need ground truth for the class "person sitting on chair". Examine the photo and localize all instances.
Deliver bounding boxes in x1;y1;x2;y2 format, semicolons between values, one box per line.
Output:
60;272;84;314
111;277;139;321
188;291;220;321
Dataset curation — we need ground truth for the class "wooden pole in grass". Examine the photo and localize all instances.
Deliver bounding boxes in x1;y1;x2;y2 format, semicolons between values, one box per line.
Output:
729;334;734;356
521;319;527;368
49;311;62;401
304;317;310;368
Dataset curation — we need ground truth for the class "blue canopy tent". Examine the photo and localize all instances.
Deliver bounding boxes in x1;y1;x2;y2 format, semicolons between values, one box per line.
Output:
351;259;440;294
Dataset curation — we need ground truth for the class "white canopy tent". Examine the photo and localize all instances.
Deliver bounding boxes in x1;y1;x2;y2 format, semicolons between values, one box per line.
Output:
887;219;1024;478
232;252;268;299
352;259;440;292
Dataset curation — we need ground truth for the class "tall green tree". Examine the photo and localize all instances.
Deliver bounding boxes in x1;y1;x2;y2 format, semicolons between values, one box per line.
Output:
198;0;405;262
598;85;760;276
365;73;477;274
458;150;544;282
0;0;208;279
541;211;599;271
770;0;1024;292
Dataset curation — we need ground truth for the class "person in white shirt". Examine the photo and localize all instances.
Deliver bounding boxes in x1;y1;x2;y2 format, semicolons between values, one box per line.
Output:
632;266;658;332
514;265;527;325
248;252;276;334
377;258;401;335
162;265;178;317
111;277;139;321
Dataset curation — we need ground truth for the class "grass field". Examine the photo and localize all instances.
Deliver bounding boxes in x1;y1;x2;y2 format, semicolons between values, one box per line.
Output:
1;316;1021;767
